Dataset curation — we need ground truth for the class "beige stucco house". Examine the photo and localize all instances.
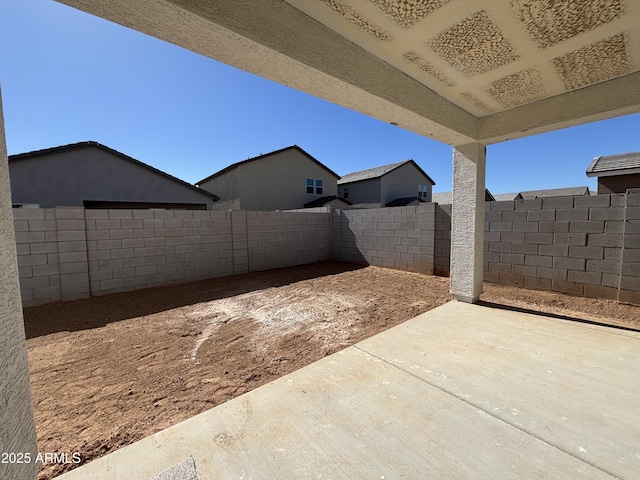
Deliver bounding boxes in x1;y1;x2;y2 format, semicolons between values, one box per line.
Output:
338;160;435;207
196;145;340;211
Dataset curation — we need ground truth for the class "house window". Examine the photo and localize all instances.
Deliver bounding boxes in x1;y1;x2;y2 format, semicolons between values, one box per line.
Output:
316;179;323;195
343;186;349;199
306;178;314;194
418;184;428;198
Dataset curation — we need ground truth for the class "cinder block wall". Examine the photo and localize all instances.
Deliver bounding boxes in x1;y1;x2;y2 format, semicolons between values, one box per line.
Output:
85;209;235;295
483;194;627;300
14;208;331;306
246;210;330;271
14;207;90;305
331;204;435;274
620;190;640;304
434;204;451;276
13;194;640;306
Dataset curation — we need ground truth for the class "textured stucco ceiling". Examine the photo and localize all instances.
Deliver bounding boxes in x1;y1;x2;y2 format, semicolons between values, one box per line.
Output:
56;0;640;145
287;0;639;117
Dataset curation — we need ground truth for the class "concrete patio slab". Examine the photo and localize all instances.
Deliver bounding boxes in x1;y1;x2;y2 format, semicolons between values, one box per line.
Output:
357;301;640;479
150;456;198;480
57;301;640;480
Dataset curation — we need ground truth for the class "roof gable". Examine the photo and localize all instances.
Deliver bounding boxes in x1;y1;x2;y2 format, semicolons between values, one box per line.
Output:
516;186;590;199
338;160;435;186
196;145;339;185
9;141;219;200
586;152;640;177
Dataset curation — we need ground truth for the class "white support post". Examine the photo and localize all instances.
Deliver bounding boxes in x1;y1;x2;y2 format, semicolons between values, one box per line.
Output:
450;142;486;303
0;85;39;479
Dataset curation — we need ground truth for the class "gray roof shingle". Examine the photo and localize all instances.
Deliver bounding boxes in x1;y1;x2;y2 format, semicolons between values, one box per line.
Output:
492;193;519;201
338;160;435;186
586;152;640;176
338;161;406;183
516;186;589;199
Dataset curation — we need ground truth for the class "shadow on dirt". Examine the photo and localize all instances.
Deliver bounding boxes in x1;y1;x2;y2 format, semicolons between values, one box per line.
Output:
24;260;366;339
478;300;640;333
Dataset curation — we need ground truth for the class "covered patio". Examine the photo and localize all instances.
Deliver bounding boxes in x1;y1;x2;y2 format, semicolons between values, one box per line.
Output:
57;301;640;479
1;1;639;478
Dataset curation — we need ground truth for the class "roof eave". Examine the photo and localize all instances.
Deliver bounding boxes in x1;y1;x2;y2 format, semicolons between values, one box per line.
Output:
587;167;640;177
339;159;436;186
197;145;339;185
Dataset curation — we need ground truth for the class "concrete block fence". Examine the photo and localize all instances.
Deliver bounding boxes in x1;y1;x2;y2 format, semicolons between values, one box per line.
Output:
481;193;640;303
434;204;452;276
13;207;329;306
331;204;435;274
13;192;640;306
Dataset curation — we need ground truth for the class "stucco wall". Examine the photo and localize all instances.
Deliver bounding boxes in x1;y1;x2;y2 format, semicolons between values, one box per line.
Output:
380;162;432;204
340;177;381;205
199;167;239;206
0;88;39;480
9;146;215;209
597;173;640;194
239;149;337;211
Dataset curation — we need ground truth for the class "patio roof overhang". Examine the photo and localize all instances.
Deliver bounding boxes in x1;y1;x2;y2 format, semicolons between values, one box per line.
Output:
55;0;640;146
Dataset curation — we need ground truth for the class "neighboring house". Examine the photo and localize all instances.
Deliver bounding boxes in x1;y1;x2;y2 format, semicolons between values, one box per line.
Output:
196;145;340;211
515;186;590;199
432;189;495;205
586;151;640;194
337;160;435;207
9;141;219;210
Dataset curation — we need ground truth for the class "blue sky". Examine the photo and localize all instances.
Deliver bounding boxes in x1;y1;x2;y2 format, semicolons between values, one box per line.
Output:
1;1;639;194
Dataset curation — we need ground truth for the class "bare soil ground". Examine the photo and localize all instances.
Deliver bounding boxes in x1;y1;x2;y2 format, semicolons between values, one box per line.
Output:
24;261;639;479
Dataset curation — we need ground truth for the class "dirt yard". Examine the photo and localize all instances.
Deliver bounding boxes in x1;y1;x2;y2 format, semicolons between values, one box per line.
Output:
24;261;639;479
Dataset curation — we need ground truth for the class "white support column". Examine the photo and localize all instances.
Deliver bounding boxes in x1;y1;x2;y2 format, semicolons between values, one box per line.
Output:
450;142;486;303
0;86;39;479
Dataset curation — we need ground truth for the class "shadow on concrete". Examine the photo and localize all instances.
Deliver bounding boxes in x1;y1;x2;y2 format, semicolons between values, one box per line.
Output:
478;300;640;334
23;260;366;339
